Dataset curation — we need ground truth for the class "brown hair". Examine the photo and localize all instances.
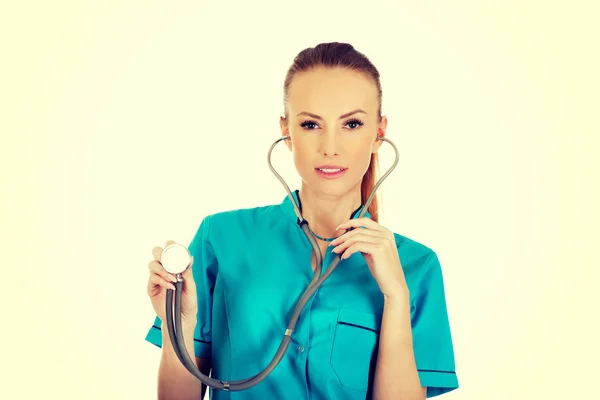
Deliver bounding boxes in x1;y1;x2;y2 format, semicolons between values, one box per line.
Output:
282;42;383;221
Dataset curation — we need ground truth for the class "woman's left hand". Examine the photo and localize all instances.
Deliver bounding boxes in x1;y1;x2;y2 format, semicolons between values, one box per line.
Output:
329;217;409;299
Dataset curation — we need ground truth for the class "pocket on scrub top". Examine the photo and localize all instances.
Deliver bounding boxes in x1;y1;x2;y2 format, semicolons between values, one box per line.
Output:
330;308;381;392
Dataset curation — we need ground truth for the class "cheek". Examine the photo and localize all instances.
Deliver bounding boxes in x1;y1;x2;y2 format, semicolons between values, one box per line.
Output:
291;142;313;171
348;147;373;173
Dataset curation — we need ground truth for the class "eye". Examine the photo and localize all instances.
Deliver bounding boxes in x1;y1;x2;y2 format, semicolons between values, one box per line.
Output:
299;119;319;130
345;118;364;130
300;118;365;131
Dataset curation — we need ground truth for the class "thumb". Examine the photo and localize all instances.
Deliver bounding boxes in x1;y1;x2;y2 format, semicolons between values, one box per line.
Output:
182;255;194;279
181;256;196;295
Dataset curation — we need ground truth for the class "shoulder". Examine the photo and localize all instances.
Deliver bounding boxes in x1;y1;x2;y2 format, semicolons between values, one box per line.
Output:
196;202;284;237
392;231;437;267
206;202;282;225
390;231;445;292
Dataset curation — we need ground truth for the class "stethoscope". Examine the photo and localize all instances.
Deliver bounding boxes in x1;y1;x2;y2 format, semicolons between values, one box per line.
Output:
160;135;399;391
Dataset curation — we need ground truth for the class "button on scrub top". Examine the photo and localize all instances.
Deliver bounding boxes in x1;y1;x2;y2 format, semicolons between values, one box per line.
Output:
145;190;459;399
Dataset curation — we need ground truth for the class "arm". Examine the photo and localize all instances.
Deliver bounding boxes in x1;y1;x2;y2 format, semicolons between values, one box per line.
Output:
147;216;217;399
158;321;212;400
330;220;456;397
372;293;426;400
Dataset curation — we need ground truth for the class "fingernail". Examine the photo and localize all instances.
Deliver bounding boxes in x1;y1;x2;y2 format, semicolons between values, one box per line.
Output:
169;283;176;290
168;274;177;282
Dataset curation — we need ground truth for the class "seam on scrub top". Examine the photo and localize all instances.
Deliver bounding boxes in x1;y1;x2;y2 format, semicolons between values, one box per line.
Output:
417;369;456;374
221;276;233;380
205;214;234;381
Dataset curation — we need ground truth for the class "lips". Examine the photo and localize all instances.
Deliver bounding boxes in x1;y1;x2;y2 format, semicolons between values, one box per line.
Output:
315;165;346;173
314;165;348;180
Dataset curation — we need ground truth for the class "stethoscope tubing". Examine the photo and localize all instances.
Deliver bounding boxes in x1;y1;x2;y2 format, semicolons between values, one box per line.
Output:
164;135;399;391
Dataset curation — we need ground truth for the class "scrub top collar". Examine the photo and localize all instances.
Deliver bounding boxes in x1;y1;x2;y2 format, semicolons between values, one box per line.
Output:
280;189;371;228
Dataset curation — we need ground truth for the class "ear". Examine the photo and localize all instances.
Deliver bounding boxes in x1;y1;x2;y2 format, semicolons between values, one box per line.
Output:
280;116;292;151
372;115;388;153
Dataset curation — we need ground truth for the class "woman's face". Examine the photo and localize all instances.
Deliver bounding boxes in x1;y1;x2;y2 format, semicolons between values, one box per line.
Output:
280;67;387;196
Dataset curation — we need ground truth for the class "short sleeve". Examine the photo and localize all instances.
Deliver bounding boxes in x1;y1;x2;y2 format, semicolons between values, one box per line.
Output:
412;251;459;397
144;215;218;359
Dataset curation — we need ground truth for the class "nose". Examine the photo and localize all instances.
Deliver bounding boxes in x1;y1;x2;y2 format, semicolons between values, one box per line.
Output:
319;130;340;157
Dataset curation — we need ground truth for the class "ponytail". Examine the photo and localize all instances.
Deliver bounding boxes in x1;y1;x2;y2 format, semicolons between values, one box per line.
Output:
361;153;380;222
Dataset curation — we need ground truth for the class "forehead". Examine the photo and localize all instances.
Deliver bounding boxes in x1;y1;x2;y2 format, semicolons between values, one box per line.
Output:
288;67;378;115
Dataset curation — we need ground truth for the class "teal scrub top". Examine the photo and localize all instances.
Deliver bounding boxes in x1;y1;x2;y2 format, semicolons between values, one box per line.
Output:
145;190;459;399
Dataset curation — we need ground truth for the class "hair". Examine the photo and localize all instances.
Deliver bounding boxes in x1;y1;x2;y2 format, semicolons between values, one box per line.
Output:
282;42;383;222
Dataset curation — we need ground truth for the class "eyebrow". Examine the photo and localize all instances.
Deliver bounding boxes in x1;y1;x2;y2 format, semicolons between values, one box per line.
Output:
296;109;367;120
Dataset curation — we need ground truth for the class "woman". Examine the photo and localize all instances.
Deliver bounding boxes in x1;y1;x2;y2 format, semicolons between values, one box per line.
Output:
145;42;459;400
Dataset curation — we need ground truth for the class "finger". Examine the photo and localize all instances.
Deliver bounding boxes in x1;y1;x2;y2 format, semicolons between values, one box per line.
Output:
331;233;381;254
148;274;176;292
329;227;386;246
152;246;163;261
340;242;380;259
148;260;178;282
153;241;176;260
337;217;385;232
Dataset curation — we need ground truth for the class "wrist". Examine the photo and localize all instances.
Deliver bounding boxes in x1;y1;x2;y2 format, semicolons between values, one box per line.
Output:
383;287;410;304
160;316;197;333
181;316;197;332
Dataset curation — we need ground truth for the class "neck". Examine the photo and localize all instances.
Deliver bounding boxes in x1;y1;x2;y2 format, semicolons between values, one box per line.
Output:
298;183;362;240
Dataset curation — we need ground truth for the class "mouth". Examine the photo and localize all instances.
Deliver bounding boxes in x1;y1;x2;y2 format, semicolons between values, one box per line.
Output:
316;168;345;173
315;165;346;172
314;166;348;179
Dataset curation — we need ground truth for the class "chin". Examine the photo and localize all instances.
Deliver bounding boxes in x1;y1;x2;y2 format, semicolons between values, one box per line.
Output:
307;175;361;197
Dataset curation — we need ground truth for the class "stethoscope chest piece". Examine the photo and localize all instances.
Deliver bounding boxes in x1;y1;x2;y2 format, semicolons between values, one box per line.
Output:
161;243;191;275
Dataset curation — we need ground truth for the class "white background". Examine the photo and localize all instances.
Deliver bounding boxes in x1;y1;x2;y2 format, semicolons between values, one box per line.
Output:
1;1;598;399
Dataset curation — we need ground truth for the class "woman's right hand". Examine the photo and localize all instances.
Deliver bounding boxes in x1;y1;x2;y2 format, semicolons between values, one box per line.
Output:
147;240;198;325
